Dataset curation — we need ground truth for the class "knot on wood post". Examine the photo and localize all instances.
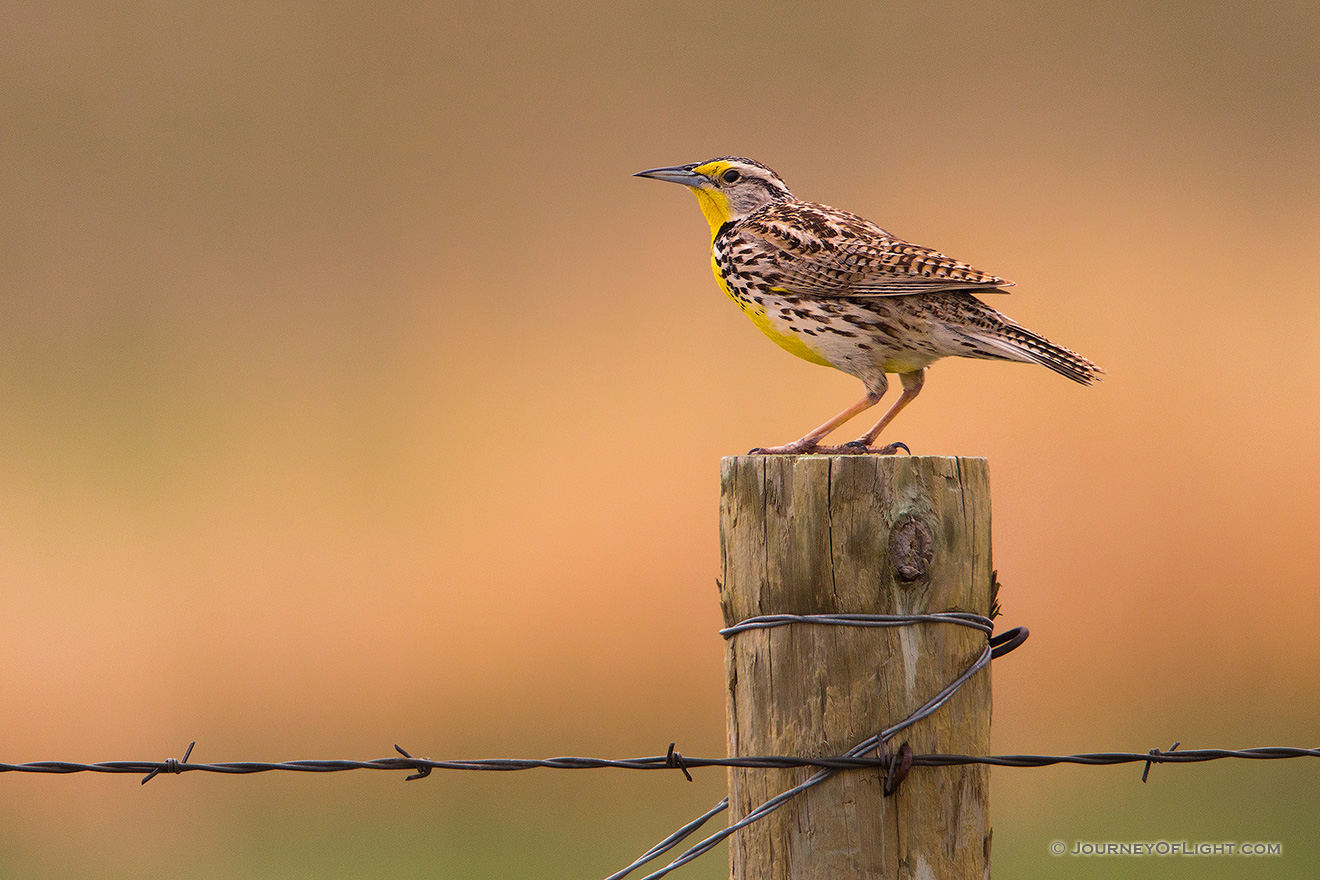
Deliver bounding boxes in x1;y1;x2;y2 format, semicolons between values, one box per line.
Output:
888;516;934;582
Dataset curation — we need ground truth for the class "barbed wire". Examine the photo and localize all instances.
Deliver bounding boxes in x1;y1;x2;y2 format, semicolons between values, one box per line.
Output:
4;613;1316;879
5;742;1319;783
5;743;1318;784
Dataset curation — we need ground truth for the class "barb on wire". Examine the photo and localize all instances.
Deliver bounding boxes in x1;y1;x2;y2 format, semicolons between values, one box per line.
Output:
394;745;432;781
1143;741;1180;783
141;740;194;785
665;743;692;782
882;743;914;797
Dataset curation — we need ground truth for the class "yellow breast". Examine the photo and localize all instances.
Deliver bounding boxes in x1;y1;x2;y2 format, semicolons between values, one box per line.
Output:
710;254;833;368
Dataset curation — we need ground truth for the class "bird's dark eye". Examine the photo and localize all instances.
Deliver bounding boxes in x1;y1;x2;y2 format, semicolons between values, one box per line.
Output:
721;169;741;184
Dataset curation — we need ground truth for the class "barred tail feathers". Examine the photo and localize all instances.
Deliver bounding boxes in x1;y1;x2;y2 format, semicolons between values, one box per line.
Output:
979;325;1102;385
951;297;1103;386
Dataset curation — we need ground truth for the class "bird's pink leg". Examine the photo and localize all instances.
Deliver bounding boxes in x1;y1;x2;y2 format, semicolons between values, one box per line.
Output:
749;391;883;455
842;369;925;452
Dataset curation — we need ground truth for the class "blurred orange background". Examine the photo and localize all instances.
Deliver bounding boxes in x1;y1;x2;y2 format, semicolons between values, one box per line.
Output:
2;2;1318;877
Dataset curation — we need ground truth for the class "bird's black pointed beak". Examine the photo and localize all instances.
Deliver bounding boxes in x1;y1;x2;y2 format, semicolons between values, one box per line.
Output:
633;163;707;187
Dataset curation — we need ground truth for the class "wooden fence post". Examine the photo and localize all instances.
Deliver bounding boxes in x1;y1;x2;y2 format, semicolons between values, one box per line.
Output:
719;455;993;880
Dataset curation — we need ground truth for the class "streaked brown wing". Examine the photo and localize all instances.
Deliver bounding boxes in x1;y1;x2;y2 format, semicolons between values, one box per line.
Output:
738;202;1012;296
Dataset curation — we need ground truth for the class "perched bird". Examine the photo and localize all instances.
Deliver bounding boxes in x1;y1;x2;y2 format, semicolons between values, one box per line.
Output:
635;157;1102;454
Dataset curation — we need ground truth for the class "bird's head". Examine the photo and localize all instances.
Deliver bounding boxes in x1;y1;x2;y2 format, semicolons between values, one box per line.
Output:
634;157;793;238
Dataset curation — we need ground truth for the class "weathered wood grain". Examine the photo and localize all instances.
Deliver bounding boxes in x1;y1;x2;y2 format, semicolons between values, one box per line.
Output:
719;455;993;880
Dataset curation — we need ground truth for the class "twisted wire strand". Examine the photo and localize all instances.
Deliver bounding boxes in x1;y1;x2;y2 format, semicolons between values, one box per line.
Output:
6;746;1319;780
6;746;1319;779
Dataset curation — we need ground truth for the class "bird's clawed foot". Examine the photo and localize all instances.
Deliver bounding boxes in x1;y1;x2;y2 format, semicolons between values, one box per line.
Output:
833;440;911;456
747;439;910;456
748;438;822;455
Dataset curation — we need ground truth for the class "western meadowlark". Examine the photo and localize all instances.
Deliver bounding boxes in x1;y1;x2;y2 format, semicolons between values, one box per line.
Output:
635;156;1102;454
